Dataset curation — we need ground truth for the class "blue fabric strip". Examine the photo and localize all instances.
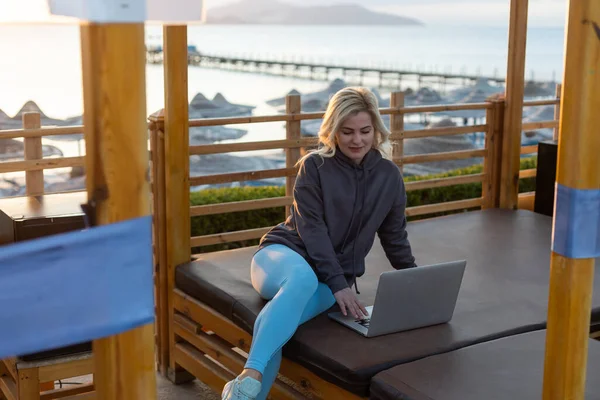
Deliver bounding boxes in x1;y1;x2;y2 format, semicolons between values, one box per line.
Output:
0;216;155;360
552;184;600;259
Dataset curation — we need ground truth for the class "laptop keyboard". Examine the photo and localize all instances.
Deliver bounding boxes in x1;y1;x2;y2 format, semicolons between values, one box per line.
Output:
355;317;370;328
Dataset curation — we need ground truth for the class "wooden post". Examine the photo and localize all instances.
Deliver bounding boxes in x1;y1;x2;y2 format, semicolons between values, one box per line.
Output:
483;98;505;209
285;94;301;218
80;23;157;399
162;25;194;383
542;1;599;398
149;112;168;376
390;92;404;175
553;83;562;141
22;112;44;196
499;0;528;209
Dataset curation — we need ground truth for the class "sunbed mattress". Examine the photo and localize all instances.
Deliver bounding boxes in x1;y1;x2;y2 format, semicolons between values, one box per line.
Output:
176;209;600;396
369;330;600;400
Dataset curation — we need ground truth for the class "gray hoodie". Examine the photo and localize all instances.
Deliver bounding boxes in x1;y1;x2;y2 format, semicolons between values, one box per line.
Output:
259;147;416;294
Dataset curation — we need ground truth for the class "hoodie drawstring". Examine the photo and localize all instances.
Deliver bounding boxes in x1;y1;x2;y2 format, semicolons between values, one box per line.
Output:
351;167;368;295
340;169;359;254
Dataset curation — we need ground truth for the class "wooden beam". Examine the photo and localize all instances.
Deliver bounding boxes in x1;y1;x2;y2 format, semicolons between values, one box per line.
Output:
162;24;195;384
500;0;529;209
390;92;404;175
17;368;40;400
542;1;600;398
482;99;504;208
152;128;169;377
40;383;95;400
22;112;44;196
0;376;17;400
517;192;535;211
37;357;93;383
80;22;157;400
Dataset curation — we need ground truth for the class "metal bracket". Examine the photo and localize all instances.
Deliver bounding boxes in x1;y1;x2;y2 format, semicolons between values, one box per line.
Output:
80;186;109;228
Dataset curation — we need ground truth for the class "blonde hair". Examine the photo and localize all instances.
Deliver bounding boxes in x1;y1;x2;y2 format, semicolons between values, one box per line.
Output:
297;86;392;165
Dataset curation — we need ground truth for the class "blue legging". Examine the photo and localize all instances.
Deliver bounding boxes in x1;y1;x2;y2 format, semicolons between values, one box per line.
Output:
245;244;336;400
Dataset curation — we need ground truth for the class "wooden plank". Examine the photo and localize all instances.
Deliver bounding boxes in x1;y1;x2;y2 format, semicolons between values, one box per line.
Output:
553;84;562;140
174;342;235;394
0;126;83;140
189;114;299;127
521;120;559;131
401;149;487;165
402;124;487;139
519;168;537;179
22;113;44;196
173;294;366;400
173;316;304;399
397;102;490;114
190;167;297;187
58;392;96;400
0;376;17;400
186;102;490;128
542;1;600;397
40;383;94;400
286;95;302;219
152;129;169;376
189;138;318;156
18;368;40;400
162;24;193;381
521;145;539;155
406;198;483;217
522;98;560;107
0;157;84;174
38;358;93;383
390;92;404;174
190;196;293;217
482;99;504;209
80;22;157;400
500;0;528;210
173;290;252;353
279;358;367;400
2;358;18;382
190;226;273;248
518;192;535;211
405;173;484;192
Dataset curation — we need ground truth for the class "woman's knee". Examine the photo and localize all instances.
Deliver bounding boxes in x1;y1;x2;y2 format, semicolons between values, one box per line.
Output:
251;245;318;298
286;264;319;293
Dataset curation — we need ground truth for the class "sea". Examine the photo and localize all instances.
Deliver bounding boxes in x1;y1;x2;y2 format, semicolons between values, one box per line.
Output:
0;23;566;192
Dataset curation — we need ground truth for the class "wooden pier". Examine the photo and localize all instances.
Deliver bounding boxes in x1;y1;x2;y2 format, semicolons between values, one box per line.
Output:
146;47;507;91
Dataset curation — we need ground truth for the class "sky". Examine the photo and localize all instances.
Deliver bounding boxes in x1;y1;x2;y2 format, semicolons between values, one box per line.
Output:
0;0;567;27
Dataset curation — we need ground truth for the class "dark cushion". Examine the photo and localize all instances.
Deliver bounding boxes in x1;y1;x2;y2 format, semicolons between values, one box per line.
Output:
369;330;600;400
18;342;92;362
176;209;600;396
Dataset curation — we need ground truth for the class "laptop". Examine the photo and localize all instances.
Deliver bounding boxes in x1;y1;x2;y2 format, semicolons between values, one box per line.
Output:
328;260;467;338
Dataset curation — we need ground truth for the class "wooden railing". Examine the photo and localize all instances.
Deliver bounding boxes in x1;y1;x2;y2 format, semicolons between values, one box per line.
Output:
0;92;560;233
149;93;512;251
517;84;562;211
0;112;86;197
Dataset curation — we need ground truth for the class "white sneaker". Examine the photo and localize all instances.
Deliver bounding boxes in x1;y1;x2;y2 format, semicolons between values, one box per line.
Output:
221;376;262;400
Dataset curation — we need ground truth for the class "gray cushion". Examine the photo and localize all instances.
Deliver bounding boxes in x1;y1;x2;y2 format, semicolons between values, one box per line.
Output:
369;330;600;400
176;209;600;396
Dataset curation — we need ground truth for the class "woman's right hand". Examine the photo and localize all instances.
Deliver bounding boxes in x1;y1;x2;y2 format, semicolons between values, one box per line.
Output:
334;288;369;319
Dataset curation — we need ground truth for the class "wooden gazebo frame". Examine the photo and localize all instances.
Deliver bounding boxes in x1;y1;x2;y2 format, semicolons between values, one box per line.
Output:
148;0;598;399
0;0;596;399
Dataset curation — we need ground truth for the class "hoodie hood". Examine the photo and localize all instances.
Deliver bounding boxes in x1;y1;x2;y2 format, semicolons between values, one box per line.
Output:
332;146;384;172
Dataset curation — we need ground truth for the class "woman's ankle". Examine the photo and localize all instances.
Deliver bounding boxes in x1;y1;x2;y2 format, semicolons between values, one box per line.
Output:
239;368;263;382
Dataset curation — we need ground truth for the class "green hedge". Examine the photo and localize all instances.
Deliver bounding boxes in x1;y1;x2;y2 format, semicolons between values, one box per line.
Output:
190;156;538;253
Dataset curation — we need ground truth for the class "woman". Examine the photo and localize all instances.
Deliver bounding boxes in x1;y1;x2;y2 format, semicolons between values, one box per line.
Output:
222;87;417;400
